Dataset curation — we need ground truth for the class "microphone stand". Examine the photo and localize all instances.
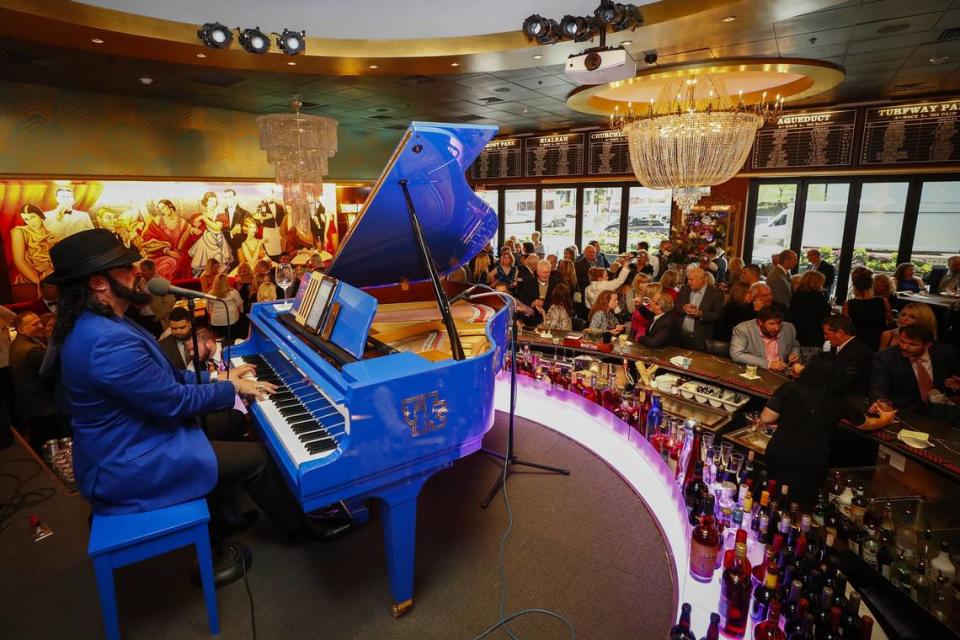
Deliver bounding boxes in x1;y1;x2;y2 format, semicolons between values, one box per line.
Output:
468;290;569;509
186;297;208;433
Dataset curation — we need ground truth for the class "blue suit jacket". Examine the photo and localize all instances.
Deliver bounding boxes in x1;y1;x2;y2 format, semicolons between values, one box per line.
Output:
61;312;236;515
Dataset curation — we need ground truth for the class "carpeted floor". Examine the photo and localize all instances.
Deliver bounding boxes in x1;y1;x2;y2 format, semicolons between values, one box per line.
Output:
0;412;676;640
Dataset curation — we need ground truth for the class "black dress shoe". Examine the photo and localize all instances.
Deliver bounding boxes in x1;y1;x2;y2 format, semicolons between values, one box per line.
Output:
305;517;353;541
191;541;253;588
219;509;259;538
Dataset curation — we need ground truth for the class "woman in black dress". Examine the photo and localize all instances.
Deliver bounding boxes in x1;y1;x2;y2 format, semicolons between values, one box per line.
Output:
843;267;890;351
790;270;832;360
760;353;896;508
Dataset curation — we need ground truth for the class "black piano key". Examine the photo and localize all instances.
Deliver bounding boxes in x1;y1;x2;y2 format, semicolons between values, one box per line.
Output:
281;410;312;421
306;439;337;454
292;419;322;433
299;429;331;443
274;397;302;409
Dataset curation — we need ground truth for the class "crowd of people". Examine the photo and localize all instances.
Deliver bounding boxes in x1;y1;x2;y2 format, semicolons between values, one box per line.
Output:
469;235;960;421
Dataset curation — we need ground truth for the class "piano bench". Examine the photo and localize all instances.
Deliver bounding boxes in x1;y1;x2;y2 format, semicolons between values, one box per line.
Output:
87;499;219;640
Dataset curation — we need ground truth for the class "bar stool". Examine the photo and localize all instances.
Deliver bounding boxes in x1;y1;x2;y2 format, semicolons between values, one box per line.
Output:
87;498;219;640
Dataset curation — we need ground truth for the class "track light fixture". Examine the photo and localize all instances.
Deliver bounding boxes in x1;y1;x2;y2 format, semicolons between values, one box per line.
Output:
610;4;643;32
239;26;270;54
277;29;306;55
560;15;595;42
522;14;561;45
197;22;233;49
593;0;623;26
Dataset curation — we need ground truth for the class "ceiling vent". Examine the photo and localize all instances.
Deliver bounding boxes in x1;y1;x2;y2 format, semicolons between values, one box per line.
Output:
367;114;392;120
877;23;911;35
893;81;933;91
937;27;960;41
479;96;504;104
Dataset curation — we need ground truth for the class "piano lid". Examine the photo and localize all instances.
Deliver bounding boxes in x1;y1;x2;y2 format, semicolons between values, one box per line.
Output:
327;122;498;289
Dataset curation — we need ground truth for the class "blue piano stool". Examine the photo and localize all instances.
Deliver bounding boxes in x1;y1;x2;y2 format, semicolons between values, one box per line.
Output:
87;499;219;640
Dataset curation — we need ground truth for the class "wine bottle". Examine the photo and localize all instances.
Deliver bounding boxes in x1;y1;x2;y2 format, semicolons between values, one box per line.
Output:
690;503;720;583
753;596;786;640
645;393;662;441
911;558;931;607
684;461;707;522
850;484;868;526
698;612;720;640
752;560;780;621
929;540;956;581
859;615;874;640
781;579;803;621
784;597;809;637
876;531;893;579
669;602;696;640
787;613;815;640
720;542;752;637
839;592;862;638
891;549;912;593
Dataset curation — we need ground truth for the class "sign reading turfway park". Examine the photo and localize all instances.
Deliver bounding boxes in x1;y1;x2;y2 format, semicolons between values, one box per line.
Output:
751;110;857;170
861;99;960;165
469;138;524;180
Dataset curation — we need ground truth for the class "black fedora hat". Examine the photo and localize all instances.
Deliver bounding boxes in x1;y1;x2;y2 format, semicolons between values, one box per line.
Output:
46;229;142;285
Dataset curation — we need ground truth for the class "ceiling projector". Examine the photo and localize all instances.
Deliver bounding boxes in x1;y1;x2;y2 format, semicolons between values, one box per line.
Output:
565;46;636;85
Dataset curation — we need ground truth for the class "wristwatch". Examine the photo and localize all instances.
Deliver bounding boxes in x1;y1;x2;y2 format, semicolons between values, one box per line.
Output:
209;370;220;382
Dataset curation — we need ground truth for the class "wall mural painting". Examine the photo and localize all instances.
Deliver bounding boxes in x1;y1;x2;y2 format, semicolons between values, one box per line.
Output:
0;179;342;303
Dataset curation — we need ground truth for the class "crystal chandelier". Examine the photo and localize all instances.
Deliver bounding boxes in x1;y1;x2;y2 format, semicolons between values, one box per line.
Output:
611;74;782;216
256;95;338;236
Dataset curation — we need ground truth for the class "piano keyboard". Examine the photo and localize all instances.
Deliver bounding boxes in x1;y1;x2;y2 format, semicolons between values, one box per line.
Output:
231;351;348;465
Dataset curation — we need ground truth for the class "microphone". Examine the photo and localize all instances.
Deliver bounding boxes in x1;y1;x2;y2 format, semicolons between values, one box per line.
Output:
146;277;222;301
448;282;489;305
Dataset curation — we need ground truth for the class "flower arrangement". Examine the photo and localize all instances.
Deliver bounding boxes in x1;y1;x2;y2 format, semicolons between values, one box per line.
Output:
665;206;729;265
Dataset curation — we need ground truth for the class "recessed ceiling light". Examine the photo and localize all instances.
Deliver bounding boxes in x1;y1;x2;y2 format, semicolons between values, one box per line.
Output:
722;15;736;22
369;64;378;69
91;38;104;44
929;55;950;65
139;76;154;85
621;40;632;46
287;61;297;66
533;54;543;60
451;62;460;67
196;52;207;58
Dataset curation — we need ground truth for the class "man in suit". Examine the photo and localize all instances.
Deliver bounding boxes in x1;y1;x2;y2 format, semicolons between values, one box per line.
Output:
870;324;960;417
25;279;59;316
574;243;599;293
42;186;94;241
926;255;960;294
654;240;674;281
822;314;873;397
158;307;194;370
516;259;560;327
706;247;726;284
9;311;62;453
806;249;836;299
255;191;287;259
637;292;678;348
48;230;324;574
221;188;252;266
730;305;801;371
675;267;725;351
766;249;797;310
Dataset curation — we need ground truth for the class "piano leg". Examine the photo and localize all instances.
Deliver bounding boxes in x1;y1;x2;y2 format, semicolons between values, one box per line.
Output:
379;479;427;618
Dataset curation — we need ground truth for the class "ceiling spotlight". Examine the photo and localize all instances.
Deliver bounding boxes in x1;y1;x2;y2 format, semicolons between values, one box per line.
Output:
196;52;207;58
594;0;623;26
610;4;643;32
450;62;460;67
139;76;154;85
621;40;632;46
523;14;562;45
722;15;737;22
287;61;297;66
277;29;306;55
369;64;379;69
533;54;543;60
929;55;950;64
197;22;233;49
560;15;595;42
239;27;270;54
91;38;104;44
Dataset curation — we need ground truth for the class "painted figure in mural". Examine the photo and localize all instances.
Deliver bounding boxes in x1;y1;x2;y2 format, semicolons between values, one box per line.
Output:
254;186;286;259
234;217;269;273
10;204;56;289
222;187;252;267
42;186;94;241
140;199;190;280
185;191;232;277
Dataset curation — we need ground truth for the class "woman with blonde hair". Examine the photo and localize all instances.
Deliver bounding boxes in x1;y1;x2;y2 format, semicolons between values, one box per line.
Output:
629;281;661;340
493;251;518;289
880;302;938;349
257;281;278;302
626;273;651;314
208;273;245;342
725;256;744;287
588;290;625;334
471;252;492;285
658;269;681;301
199;258;221;293
557;258;579;300
872;272;897;316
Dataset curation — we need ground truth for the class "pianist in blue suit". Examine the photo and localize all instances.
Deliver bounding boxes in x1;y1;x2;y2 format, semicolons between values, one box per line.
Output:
48;229;310;541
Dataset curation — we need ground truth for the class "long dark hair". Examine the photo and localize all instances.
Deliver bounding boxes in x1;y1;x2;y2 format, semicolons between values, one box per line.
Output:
52;281;115;345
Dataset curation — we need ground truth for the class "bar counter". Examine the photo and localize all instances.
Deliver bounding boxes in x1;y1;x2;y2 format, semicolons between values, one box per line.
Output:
515;328;960;483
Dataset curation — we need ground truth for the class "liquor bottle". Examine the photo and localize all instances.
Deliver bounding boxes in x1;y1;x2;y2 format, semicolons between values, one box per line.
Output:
813;587;834;630
891;549;912;593
600;372;622;412
837;478;854;518
787;613;815;640
823;501;839;549
861;527;879;569
669;602;696;640
850;484;868;526
582;374;599;404
929;540;957;581
685;462;707;523
690;505;721;583
720;542;752;637
859;615;874;640
827;472;843;504
678;422;699;486
831;572;847;608
739;450;755;488
876;531;893;579
815;606;841;640
753;597;786;640
781;579;804;622
753;469;769;502
847;520;865;557
699;612;720;640
930;572;952;624
796;515;811;559
812;492;826;529
879;502;896;538
839;592;862;638
752;491;770;536
784;598;809;637
645;393;662;441
911;558;931;607
752;561;780;621
757;513;772;546
639;387;652;436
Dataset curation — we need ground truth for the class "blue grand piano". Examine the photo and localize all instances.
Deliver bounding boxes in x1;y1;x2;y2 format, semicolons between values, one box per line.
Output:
230;123;509;616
